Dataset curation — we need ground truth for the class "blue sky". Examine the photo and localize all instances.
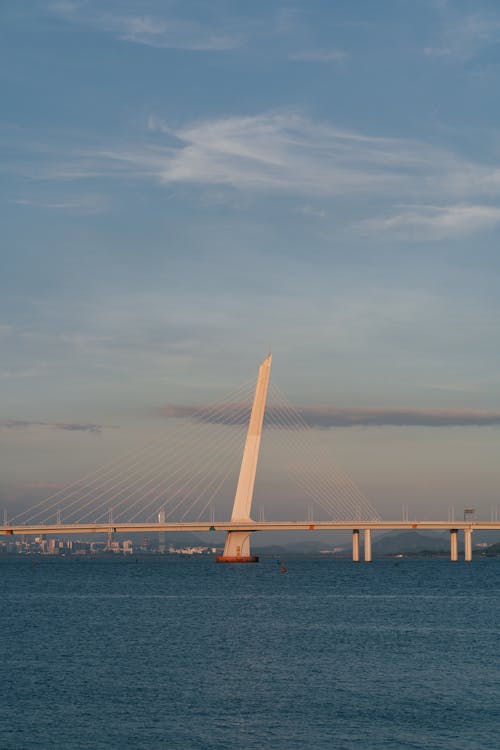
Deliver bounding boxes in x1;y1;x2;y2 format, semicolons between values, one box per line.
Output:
2;0;500;521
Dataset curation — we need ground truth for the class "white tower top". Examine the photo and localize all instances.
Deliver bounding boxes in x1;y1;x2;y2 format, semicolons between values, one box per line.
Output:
230;354;272;521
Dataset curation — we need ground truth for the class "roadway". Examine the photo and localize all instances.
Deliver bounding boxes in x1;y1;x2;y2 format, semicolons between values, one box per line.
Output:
3;520;500;535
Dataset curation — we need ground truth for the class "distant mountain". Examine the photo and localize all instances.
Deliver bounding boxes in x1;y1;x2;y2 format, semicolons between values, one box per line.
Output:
372;531;450;556
482;542;500;556
373;530;500;556
256;531;454;556
254;539;343;554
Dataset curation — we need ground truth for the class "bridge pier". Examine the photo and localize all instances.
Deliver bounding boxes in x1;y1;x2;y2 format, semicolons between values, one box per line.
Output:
464;528;472;562
364;528;372;562
450;529;458;562
352;529;360;561
216;530;258;563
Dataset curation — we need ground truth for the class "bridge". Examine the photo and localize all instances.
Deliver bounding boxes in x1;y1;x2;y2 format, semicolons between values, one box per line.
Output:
3;355;499;562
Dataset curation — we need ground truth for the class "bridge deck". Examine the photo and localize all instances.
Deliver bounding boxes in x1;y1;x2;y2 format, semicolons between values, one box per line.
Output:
3;520;500;535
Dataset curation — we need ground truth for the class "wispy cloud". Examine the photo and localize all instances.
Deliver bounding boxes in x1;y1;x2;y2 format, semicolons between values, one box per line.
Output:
47;1;244;51
159;404;500;429
419;381;483;394
0;366;51;380
6;111;500;237
146;112;479;199
290;49;348;63
360;203;500;239
295;406;500;428
424;10;500;61
11;194;109;213
4;113;425;191
0;420;103;433
296;204;327;219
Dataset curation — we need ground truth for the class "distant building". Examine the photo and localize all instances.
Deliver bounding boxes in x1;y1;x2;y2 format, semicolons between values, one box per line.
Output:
90;542;106;553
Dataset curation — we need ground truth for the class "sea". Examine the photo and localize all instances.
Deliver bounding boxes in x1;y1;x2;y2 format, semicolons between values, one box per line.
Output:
1;556;499;750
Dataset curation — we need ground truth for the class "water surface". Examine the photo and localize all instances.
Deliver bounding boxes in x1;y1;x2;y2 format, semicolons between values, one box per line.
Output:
1;556;499;749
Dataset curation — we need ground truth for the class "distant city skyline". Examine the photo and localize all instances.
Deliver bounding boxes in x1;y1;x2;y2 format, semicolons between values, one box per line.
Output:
1;0;500;520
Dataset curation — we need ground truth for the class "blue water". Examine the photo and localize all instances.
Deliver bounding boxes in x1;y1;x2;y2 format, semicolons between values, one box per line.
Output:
1;557;499;749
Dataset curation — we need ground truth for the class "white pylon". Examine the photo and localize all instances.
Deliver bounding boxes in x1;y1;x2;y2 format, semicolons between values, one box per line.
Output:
217;354;272;562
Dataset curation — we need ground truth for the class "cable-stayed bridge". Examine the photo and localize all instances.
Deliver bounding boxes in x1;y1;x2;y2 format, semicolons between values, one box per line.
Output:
3;355;500;561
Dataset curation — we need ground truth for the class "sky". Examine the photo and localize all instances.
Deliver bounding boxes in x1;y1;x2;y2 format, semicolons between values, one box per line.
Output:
1;0;500;522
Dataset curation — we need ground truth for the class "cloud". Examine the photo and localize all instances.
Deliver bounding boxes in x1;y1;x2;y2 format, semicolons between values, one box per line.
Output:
159;404;500;428
148;112;425;193
8;111;500;236
0;366;51;380
47;1;244;51
0;420;103;433
11;194;109;213
360;203;500;239
290;49;348;62
295;407;500;428
143;113;500;214
296;204;327;219
424;10;500;61
55;422;103;433
159;403;251;424
8;112;429;192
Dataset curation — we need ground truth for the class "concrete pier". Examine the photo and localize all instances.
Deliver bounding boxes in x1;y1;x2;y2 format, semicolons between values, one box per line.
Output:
464;528;472;562
364;528;372;562
450;529;458;562
352;529;360;562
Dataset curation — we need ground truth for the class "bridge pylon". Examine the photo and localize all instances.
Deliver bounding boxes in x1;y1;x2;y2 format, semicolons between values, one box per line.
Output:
216;354;272;563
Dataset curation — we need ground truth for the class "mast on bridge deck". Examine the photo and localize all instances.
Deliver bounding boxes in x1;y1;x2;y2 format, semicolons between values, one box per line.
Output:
216;354;272;563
